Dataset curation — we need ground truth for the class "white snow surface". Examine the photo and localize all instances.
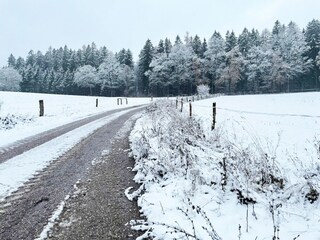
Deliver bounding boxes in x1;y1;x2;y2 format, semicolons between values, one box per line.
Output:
0;91;150;148
129;92;320;240
0;91;151;201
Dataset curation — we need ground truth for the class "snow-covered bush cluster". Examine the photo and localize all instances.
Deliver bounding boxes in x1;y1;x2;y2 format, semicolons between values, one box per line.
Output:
129;100;320;239
197;85;210;96
0;114;34;130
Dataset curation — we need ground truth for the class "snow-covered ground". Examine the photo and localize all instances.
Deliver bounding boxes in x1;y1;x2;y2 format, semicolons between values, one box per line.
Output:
0;91;151;200
1;91;320;239
129;92;320;240
0;91;150;147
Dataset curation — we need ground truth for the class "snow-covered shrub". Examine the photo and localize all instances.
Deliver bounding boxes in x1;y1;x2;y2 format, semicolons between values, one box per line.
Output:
0;114;34;130
287;137;320;204
0;67;22;91
129;100;223;239
129;100;320;239
221;140;285;204
197;84;210;96
130;101;219;187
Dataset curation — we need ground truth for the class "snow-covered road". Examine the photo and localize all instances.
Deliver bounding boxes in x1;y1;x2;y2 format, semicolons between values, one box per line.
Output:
0;107;143;201
0;106;144;240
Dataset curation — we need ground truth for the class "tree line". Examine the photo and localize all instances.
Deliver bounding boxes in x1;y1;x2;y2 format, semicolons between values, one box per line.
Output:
1;19;320;97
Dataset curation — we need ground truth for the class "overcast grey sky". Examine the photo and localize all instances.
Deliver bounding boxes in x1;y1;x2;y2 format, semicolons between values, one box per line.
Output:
0;0;319;66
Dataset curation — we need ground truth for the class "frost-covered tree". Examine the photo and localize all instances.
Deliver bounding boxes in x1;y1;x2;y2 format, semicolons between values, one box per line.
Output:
316;51;320;69
238;28;251;56
0;67;22;91
164;38;172;57
201;38;208;59
147;53;173;96
156;40;165;54
305;19;320;61
204;32;226;93
218;46;244;94
147;40;198;96
74;65;97;95
7;54;16;68
98;53;122;96
283;21;312;90
305;19;320;88
136;39;154;96
116;49;134;68
246;46;273;93
118;64;135;96
170;43;197;95
272;20;286;52
197;84;210;96
192;35;202;57
225;30;237;52
174;35;183;46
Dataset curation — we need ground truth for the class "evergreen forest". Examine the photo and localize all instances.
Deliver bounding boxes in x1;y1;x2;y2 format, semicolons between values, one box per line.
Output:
2;19;320;97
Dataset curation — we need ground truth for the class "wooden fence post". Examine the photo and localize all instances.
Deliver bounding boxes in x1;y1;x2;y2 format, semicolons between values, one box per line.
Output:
126;98;128;104
117;98;119;105
39;100;44;117
189;101;192;117
120;98;123;105
180;99;183;112
96;98;98;107
176;98;178;109
212;102;216;130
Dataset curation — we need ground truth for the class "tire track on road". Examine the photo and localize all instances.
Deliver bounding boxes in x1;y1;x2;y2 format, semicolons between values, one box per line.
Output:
0;107;143;240
0;105;142;164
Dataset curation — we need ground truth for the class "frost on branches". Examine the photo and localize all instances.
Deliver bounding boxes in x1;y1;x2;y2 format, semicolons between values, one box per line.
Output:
128;100;320;240
197;84;210;96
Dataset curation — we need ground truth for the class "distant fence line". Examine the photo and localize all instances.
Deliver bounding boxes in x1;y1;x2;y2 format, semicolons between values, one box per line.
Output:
37;97;130;117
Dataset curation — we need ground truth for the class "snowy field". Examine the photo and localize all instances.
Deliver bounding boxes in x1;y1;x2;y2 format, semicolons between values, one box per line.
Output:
0;91;150;200
129;92;320;240
0;91;150;148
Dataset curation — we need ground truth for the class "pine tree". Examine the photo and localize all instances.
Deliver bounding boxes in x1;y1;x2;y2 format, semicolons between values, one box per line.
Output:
157;40;165;53
26;50;36;66
201;38;208;58
20;67;34;92
217;46;244;94
99;46;108;65
62;46;71;71
164;38;172;57
125;49;134;68
204;31;226;93
7;54;16;68
44;47;53;69
249;29;261;47
175;35;182;46
305;19;320;89
238;28;251;56
116;49;128;65
137;39;154;96
15;57;25;70
272;20;286;51
225;30;237;52
192;35;202;57
283;21;312;91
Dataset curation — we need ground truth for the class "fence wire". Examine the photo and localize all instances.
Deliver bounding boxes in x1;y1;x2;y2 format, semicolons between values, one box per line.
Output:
192;104;320;119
